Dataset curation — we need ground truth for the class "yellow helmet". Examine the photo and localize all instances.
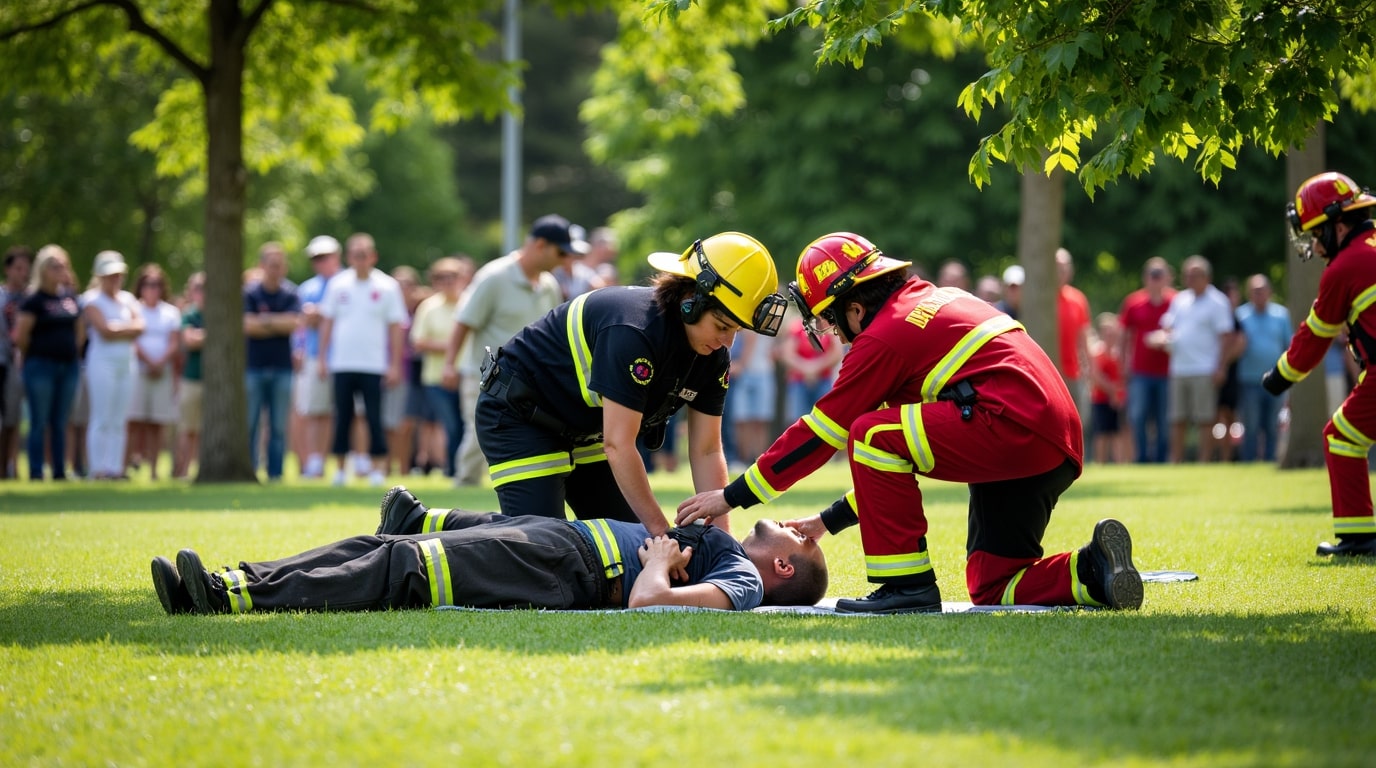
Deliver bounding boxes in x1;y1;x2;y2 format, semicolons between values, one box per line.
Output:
647;232;787;336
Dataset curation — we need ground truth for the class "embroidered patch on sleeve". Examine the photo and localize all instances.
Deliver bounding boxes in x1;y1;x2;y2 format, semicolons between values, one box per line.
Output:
719;370;730;390
630;358;654;385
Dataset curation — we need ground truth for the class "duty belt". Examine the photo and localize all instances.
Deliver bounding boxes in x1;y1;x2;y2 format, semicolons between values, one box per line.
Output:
480;347;604;446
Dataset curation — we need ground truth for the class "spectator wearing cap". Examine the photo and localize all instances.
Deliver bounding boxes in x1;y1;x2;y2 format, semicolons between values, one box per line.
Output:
293;235;342;478
441;214;576;486
243;242;301;481
316;233;406;487
82;250;144;480
996;264;1023;319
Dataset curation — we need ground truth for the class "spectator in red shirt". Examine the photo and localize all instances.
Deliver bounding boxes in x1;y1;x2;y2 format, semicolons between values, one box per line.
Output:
1089;312;1129;463
1056;248;1092;406
1118;257;1176;462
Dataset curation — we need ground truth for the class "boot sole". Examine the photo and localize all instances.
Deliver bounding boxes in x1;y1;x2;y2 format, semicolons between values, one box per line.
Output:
377;485;415;536
175;549;215;615
1093;519;1143;610
835;603;943;615
150;556;192;615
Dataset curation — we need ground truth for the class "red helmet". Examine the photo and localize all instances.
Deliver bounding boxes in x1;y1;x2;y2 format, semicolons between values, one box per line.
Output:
1287;172;1376;260
787;233;911;348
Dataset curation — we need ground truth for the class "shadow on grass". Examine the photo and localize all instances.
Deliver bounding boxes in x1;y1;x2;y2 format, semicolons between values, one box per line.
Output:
0;484;503;514
3;590;1371;762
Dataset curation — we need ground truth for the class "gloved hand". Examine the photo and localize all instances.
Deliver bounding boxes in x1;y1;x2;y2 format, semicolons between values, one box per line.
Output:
1261;365;1293;396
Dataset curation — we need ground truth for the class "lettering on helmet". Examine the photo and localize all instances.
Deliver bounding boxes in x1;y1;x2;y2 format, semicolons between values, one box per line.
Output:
629;358;654;385
812;259;839;284
905;287;963;329
840;240;867;258
1334;177;1352;195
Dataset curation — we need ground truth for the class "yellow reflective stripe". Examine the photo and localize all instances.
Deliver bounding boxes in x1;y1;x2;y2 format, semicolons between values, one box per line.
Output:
742;463;782;504
575;519;625;578
844;489;858;519
865;551;933;579
488;451;573;487
1276;352;1309;382
1335;517;1376;535
853;425;914;474
1333;408;1375;447
1347;283;1376;325
222;569;252;613
900;404;935;474
1305;307;1342;338
1068;550;1100;607
1000;567;1029;606
420;538;454;607
566;293;602;408
802;407;848;450
422;509;447;534
571;443;607;465
921;314;1024;401
1326;435;1368;459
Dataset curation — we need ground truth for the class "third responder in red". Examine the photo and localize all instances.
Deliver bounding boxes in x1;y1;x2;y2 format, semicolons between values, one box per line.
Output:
676;232;1143;613
1262;171;1376;557
476;232;786;536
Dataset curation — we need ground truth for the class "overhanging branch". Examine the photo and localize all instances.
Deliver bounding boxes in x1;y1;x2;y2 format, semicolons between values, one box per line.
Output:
0;0;110;42
109;0;210;83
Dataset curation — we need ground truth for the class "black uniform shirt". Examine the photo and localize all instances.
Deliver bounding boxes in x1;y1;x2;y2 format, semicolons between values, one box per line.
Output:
501;286;730;436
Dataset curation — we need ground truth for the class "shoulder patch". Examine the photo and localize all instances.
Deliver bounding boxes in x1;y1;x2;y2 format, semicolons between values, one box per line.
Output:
630;358;654;385
719;370;730;390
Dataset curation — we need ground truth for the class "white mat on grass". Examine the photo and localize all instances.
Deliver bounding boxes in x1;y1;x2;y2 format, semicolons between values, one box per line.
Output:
434;570;1196;615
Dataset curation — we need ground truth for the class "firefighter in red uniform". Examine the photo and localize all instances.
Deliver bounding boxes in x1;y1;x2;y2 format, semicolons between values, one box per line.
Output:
1263;171;1376;557
677;232;1143;613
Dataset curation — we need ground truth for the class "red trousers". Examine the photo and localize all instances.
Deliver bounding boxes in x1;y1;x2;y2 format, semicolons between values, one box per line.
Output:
849;400;1092;606
1324;370;1376;536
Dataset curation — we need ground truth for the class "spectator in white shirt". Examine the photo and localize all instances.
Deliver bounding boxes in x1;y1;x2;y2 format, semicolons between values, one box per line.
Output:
316;233;406;486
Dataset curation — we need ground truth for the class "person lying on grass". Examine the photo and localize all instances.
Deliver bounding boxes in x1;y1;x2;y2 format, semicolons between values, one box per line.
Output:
152;487;828;615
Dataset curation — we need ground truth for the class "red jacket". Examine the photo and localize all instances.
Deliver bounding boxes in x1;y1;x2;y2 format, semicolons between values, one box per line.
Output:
724;278;1083;507
1276;223;1376;381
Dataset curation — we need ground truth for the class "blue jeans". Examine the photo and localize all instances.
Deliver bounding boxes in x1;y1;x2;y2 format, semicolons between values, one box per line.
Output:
246;368;293;478
785;378;835;423
423;385;463;477
22;357;79;480
1238;382;1282;462
1127;374;1169;463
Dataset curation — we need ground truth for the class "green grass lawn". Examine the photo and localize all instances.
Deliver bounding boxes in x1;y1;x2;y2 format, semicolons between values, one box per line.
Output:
1;463;1372;767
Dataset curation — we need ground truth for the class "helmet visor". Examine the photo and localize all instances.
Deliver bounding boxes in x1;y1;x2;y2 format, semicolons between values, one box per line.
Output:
1285;203;1316;260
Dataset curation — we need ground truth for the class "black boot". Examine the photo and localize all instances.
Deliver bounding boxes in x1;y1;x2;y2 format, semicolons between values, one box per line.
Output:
150;556;196;615
175;549;229;615
1316;536;1376;557
376;486;430;535
1079;518;1143;610
836;582;942;614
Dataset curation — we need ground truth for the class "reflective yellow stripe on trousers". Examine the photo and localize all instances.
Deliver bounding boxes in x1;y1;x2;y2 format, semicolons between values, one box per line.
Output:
222;569;253;613
488;451;573;488
419;538;454;607
865;551;933;580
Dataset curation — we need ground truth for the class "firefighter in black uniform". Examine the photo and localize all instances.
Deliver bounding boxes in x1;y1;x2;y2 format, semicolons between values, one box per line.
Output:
475;232;787;535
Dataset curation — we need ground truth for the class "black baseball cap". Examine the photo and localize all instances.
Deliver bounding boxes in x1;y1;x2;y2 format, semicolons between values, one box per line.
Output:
530;214;590;255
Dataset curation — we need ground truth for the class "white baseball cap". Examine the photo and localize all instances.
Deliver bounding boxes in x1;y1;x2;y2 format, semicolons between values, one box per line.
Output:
305;235;342;258
1002;265;1025;286
92;250;128;278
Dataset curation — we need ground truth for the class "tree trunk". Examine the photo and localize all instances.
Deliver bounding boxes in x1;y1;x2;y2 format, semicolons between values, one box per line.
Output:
1017;161;1065;361
195;0;256;482
1280;124;1328;469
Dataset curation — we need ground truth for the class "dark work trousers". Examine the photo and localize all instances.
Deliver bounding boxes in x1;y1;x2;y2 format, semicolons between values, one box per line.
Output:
474;392;638;522
233;516;607;611
331;371;386;457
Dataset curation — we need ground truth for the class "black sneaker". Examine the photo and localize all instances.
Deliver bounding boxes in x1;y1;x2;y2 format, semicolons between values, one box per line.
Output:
1081;518;1143;610
1316;537;1376;557
150;556;195;615
175;549;229;614
835;582;942;614
377;486;430;535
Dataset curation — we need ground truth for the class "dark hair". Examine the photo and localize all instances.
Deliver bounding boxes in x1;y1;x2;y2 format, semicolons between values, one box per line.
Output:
835;271;908;319
4;245;33;268
762;551;830;607
134;263;168;301
651;273;696;317
1340;206;1374;228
